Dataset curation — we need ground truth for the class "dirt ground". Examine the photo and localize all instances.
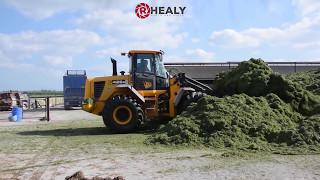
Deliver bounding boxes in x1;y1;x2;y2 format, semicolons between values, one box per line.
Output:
0;106;98;126
0;109;319;180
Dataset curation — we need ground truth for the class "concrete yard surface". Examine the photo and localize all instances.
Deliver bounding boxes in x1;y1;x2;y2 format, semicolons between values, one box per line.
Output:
0;116;319;180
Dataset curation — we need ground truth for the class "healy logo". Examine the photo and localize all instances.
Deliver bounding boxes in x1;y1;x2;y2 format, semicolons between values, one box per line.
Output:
135;2;186;19
135;3;150;19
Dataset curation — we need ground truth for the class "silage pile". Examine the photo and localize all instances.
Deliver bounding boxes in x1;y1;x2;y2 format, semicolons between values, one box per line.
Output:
287;69;320;95
147;59;320;153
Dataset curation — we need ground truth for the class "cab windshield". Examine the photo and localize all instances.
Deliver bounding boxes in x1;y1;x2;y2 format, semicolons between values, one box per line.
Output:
136;54;154;73
135;53;167;78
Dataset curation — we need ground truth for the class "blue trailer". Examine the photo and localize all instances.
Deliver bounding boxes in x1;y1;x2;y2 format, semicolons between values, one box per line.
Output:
63;70;87;110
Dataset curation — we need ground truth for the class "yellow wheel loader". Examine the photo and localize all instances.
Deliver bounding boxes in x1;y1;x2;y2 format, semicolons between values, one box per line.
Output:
82;50;212;132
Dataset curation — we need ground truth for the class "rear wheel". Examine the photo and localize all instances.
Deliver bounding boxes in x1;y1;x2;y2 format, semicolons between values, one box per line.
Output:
103;95;143;132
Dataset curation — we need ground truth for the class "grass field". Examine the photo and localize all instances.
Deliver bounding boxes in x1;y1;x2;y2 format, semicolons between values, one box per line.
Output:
0;120;162;155
0;119;319;179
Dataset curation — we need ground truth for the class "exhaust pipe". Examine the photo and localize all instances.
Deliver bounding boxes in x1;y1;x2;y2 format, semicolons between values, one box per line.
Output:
111;58;117;76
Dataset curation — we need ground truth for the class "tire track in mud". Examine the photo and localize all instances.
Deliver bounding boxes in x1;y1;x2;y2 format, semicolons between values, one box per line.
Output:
10;137;59;180
48;143;73;180
28;137;72;180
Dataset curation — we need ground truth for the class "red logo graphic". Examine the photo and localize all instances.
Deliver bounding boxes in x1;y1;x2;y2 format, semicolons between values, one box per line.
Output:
135;3;150;19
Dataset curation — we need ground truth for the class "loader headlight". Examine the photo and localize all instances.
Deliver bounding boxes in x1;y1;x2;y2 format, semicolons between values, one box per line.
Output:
83;98;93;105
82;98;94;112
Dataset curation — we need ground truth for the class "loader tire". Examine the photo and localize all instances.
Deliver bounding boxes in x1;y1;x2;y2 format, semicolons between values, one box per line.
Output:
103;95;143;132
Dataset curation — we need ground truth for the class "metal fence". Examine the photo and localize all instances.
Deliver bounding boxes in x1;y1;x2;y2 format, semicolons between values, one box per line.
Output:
165;62;320;81
29;96;64;109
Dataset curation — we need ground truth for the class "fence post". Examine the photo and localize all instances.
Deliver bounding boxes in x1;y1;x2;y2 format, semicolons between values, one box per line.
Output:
46;97;50;121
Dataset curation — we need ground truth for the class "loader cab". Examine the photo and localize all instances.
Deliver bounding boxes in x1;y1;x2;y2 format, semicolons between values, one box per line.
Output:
128;50;169;90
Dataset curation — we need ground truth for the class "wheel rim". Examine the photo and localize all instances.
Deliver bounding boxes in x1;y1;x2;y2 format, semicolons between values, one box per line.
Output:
112;105;132;125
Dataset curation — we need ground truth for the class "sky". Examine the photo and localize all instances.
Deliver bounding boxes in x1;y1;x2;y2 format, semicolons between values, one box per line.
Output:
0;0;320;91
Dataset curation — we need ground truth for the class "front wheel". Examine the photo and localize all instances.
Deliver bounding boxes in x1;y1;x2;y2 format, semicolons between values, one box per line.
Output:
103;96;143;132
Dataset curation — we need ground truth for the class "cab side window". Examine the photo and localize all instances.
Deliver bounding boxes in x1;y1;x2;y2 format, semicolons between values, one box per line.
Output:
155;55;167;78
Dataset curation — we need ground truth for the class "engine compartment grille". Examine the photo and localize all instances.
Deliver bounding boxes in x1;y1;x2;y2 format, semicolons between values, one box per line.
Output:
94;81;105;99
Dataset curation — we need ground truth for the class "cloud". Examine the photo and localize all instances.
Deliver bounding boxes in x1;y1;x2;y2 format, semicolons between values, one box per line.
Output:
0;29;101;55
186;48;214;60
293;41;320;49
293;0;320;16
1;0;190;90
4;0;136;20
210;29;261;48
210;15;320;49
191;38;200;43
74;9;188;49
79;6;189;69
96;48;122;58
44;55;73;67
209;0;320;49
166;49;215;63
167;54;207;63
0;62;34;69
4;0;190;58
0;29;102;70
4;0;190;20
